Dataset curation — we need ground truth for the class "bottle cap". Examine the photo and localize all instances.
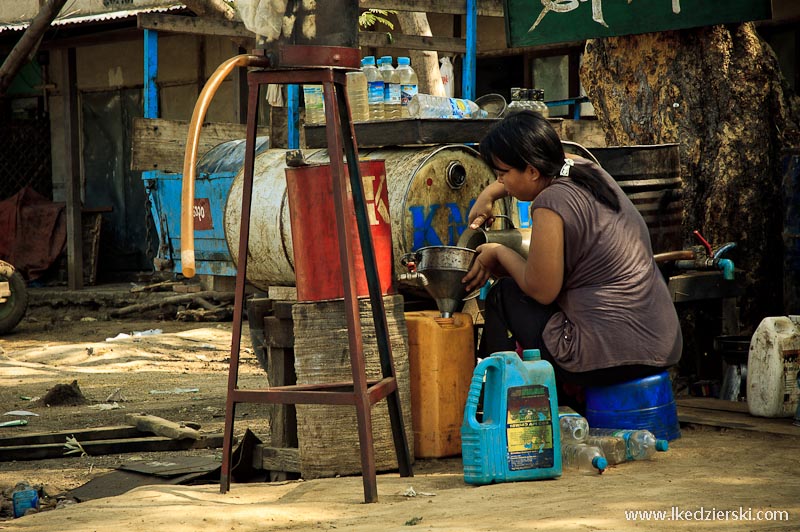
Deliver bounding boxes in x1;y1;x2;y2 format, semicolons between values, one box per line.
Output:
592;456;608;473
380;55;393;65
522;349;541;361
363;56;376;66
398;57;410;65
656;439;669;452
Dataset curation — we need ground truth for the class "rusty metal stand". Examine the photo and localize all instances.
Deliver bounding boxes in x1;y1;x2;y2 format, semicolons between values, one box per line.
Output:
220;54;413;503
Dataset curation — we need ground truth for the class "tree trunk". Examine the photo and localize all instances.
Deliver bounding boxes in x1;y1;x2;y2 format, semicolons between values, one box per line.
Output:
396;12;446;97
581;23;800;331
0;0;68;96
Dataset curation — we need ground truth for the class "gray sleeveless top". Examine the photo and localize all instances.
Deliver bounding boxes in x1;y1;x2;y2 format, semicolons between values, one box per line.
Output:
533;158;682;372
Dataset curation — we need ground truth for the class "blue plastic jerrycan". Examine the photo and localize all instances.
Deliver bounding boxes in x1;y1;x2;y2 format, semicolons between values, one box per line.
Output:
461;350;562;485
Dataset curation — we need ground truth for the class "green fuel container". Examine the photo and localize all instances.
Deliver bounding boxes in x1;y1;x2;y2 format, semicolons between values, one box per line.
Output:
461;350;561;485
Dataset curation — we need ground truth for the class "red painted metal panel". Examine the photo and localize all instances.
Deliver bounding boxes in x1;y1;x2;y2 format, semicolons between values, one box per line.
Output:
285;160;394;301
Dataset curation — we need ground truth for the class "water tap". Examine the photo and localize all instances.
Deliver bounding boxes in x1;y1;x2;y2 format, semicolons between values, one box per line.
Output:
676;231;737;280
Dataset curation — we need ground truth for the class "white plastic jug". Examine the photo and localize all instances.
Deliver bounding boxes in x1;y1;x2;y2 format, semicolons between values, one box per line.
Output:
747;316;800;417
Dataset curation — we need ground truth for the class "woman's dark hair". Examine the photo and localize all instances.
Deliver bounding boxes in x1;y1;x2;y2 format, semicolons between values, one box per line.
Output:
479;110;620;212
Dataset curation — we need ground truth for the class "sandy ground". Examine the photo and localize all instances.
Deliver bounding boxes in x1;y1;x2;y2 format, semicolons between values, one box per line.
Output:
1;299;799;531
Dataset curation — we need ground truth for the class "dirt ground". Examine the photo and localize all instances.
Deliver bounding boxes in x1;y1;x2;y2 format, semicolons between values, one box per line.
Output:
1;290;799;531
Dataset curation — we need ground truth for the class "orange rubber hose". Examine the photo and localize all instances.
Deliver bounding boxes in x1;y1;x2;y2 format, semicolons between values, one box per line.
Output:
180;54;270;277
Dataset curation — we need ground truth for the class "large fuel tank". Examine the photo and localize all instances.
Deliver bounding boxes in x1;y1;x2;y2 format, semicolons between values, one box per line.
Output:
224;145;499;290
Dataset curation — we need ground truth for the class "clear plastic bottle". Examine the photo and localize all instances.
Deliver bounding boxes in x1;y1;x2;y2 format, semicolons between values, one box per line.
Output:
561;443;608;474
396;56;418;119
558;406;589;444
531;88;549;118
408;94;486;119
585;435;628;465
506;87;526;116
302;84;325;125
345;70;369;122
379;56;401;120
589;428;669;461
361;56;384;121
440;56;454;97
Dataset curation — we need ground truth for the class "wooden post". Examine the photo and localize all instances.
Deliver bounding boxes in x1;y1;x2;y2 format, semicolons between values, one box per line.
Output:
61;47;83;290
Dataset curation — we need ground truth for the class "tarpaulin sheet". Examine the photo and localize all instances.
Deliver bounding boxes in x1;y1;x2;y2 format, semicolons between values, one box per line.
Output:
0;187;65;280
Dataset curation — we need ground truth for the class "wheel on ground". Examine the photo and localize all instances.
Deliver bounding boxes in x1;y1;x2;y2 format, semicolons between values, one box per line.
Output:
0;260;28;334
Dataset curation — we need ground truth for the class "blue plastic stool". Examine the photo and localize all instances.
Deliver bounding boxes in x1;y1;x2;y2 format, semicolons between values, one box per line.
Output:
585;371;681;441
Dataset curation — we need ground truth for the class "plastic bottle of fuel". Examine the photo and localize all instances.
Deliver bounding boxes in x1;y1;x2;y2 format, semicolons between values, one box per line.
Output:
461;350;562;485
361;56;384;121
589;428;669;461
346;70;369;122
561;442;608;474
558;406;589;444
12;482;39;518
584;435;628;465
379;56;401;120
302;84;325;125
396;56;418;119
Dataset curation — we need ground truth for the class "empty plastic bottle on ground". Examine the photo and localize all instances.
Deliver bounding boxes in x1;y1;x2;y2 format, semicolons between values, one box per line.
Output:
561;442;607;474
589;428;668;461
346;70;369;122
361;56;384;121
558;406;589;444
302;84;325;125
408;94;486;119
379;56;401;120
12;482;39;518
585;435;628;465
397;56;418;119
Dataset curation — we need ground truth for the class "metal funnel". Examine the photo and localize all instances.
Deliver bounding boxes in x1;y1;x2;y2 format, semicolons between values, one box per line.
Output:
402;246;476;318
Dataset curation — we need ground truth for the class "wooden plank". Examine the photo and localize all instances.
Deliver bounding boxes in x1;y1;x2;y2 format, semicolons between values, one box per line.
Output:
0;436;195;461
678;406;800;437
0;425;142;447
131;118;269;173
669;271;745;303
305;118;500;149
266;346;298;481
265;317;295;348
272;300;295;320
0;433;225;461
62;46;83;290
124;414;201;440
676;397;750;414
359;31;466;54
138;13;254;39
267;286;297;302
360;0;504;17
253;445;301;473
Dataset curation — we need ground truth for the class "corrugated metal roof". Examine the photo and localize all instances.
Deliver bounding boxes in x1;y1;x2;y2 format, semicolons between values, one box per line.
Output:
0;4;185;34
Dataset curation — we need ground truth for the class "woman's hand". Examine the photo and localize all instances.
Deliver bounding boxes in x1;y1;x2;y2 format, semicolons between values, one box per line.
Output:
462;243;503;292
467;201;495;231
468;181;507;229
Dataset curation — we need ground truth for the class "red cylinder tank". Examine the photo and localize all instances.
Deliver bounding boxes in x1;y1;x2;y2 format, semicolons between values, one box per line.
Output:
285;160;393;301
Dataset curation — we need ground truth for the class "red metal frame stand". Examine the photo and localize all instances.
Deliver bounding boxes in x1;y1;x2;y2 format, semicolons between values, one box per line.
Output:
219;59;413;503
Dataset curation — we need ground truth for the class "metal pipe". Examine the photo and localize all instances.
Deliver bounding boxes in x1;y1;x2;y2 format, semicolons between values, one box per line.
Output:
653;250;694;263
181;54;271;278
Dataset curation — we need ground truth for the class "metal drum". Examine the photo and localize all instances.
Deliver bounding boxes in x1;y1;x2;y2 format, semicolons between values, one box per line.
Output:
590;144;684;254
224;145;499;290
